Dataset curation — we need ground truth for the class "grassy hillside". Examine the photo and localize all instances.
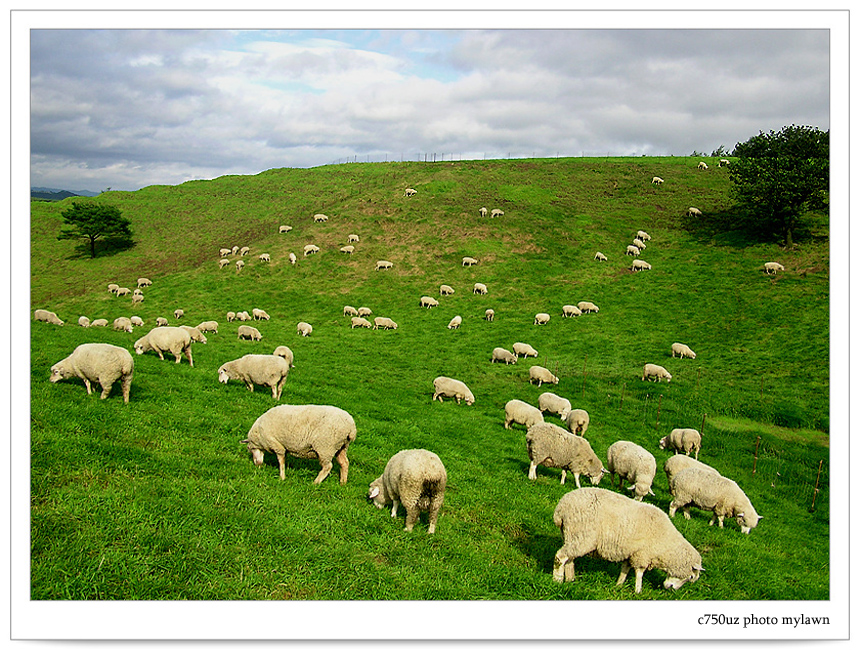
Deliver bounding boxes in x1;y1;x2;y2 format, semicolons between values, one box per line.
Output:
29;156;830;601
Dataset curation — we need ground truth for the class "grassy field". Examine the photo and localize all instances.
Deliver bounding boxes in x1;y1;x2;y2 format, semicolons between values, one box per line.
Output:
29;156;830;602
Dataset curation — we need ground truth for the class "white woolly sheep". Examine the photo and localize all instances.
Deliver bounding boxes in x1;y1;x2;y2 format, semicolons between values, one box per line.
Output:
232;246;240;255
473;283;488;295
552;488;703;592
137;277;152;288
491;347;517;365
625;245;641;257
50;343;134;403
669;467;762;534
114;287;131;297
526;422;605;487
664;455;720;489
368;449;447;534
420;296;439;309
237;311;252;321
242;404;356;484
686;207;702;217
219;259;231;269
479;207;488;217
432;376;475;405
564;408;590;436
289;253;297;265
631;259;652;272
697;161;709;170
273;345;295;368
348;234;360;243
374;317;398;331
632;238;646;250
112;317;133;333
719;159;730;167
652;176;664;185
313;213;329;222
504;399;545;430
303;244;319;257
91;318;108;327
279;225;292;234
107;283;119;294
297;322;313;337
350;316;373;329
577;301;599;314
130;316;144;327
238;325;263;342
484;308;495;321
236;260;245;272
636;230;652;241
196;320;218;334
606;441;657;501
226;312;236;322
219;354;290;400
155;317;169;327
174;309;184;319
534;312;550;325
538;392;572;420
440;284;455;296
491;209;504;218
513;342;538;358
764;262;785;274
259;253;270;262
671;342;697;359
642;363;671;382
220;248;232;257
134;326;194;365
357;307;373;317
447;315;462;330
343;305;358;317
404;188;417;197
562;305;582;318
131;294;144;307
462;256;478;267
375;260;393;271
659;428;702;459
252;308;270;321
180;325;208;344
529;365;559;387
78;316;91;328
133;288;143;297
340;245;354;254
594;252;607;262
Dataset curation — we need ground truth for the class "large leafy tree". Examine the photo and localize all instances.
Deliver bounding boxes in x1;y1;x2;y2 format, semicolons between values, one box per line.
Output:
57;202;133;258
729;124;829;248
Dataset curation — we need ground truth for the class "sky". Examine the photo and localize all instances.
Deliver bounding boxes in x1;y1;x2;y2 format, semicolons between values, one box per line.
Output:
26;14;834;193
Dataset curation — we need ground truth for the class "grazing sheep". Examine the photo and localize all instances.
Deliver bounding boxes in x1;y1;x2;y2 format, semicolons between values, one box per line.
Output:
420;296;439;309
447;315;462;330
107;283;119;294
479;207;488;217
134;326;194;365
259;253;270;262
131;294;144;307
526;422;605;487
226;312;236;323
491;347;517;365
219;258;231;269
606;441;657;501
133;288;143;297
375;260;393;271
719;159;730;167
303;244;320;257
462;256;478;267
196;320;218;334
220;248;232;257
564;408;590;436
91;319;108;327
491;209;504;218
130;316;144;328
538;392;572;420
671;343;697;359
374;317;398;331
625;245;641;257
340;245;355;254
236;260;245;272
218;354;290;400
279;225;292;234
404;188;417;197
432;376;475;405
642;363;672;383
343;305;358;317
238;325;263;342
348;234;360;243
180;325;208;344
78;316;91;328
659;428;702;459
112;317;133;333
155;317;169;327
440;284;455;296
297;322;313;337
473;283;488;295
664;455;720;489
562;305;582;318
632;238;646;250
764;262;785;275
252;308;270;321
686;207;703;217
577;301;599;314
651;176;664;185
529;365;559;387
484;308;495;321
241;404;357;484
368;449;447;534
552;488;703;593
289;253;297;265
669;468;761;534
697;161;709;170
534;312;550;325
272;345;295;368
357;307;373;317
232;246;239;255
50;343;134;403
174;309;184;320
115;287;131;297
636;230;652;241
504;399;545;430
313;213;329;222
237;311;252;322
594;252;607;262
137;277;152;288
513;342;538;358
631;259;652;272
350;316;373;329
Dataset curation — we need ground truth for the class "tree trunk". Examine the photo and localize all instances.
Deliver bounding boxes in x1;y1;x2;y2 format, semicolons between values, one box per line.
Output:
89;236;97;258
785;225;794;249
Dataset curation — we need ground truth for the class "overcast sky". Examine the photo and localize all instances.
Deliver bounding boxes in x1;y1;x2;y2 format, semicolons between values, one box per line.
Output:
29;20;832;192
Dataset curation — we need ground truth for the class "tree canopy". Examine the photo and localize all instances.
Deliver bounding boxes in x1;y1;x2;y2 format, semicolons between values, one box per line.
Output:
728;124;829;248
57;201;134;258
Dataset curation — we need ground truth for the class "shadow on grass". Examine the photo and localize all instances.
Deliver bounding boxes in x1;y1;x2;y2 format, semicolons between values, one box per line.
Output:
65;237;136;260
682;207;829;249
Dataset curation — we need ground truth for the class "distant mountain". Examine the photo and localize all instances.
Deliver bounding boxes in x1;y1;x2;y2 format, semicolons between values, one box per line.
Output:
31;187;100;200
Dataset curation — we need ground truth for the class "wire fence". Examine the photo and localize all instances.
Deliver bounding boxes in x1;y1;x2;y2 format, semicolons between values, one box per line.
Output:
324;151;635;166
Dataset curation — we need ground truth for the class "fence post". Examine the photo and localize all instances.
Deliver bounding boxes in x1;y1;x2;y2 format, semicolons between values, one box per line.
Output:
701;413;707;436
810;460;824;512
752;436;762;475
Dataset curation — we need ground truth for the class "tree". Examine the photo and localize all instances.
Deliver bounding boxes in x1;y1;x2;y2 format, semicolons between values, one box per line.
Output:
57;202;133;258
728;124;828;248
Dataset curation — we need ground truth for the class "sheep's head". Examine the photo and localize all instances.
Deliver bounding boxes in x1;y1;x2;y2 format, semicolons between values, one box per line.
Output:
49;364;69;383
663;564;702;590
241;439;265;466
133;339;147;355
217;367;231;384
367;478;388;508
737;511;762;534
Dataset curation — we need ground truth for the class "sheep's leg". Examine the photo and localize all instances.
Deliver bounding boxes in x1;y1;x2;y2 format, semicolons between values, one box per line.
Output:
82;378;92;395
404;506;420;532
173;351;182;363
427;496;443;534
617;560;631;586
157;351;165;361
390;500;399;518
185;347;193;367
121;375;132;403
99;381;112;400
560;470;568;485
244;381;254;392
335;447;350;485
633;568;645;594
277;453;286;480
313;458;333;484
553;549;574;582
573;473;582;489
528;461;538;480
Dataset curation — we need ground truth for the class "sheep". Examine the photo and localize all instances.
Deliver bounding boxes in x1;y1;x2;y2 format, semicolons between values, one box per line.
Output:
368;449;447;534
218;354;290;400
194;321;218;334
340;245;355;254
504;399;544;430
134;326;194;365
279;225;292;233
664;455;720;489
671;342;697;359
348;234;360;243
526;422;605;487
668;467;762;534
764;262;785;275
237;311;252;321
115;287;131;297
564;408;590;436
50;343;134;403
297;322;313;337
513;342;538;358
131;294;144;307
440;284;455;296
130;316;144;328
174;309;184;319
420;296;439;309
155;317;169;327
636;230;652;241
288;253;297;265
632;237;646;250
479;207;488;217
491;209;504;218
697;161;709;170
374;317;398;331
577;301;599;314
303;244;319;257
625;245;641;257
631;259;652;272
180;325;208;344
112;317;133;333
651;176;664;185
447;315;462;330
534;312;550;325
252;308;270;321
91;319;108;327
232;246;240;255
529;365;559;387
78;316;91;328
238;325;263;342
343;305;358;317
462;256;478;267
350;316;373;329
642;363;672;383
220;248;232;257
272;345;295;368
375;260;393;271
606;441;657;501
404;188;417;197
538;392;572;420
432;376;475;405
313;213;329;222
484;308;495;321
236;260;245;272
562;305;581;318
659;428;702;459
686;207;703;217
491;347;517;365
137;277;152;288
719;159;730;167
594;252;607;262
473;283;488;295
107;283;119;294
219;259;231;269
259;253;270;262
357;307;373;317
552;488;703;593
226;312;236;323
241;404;357;484
133;288;143;297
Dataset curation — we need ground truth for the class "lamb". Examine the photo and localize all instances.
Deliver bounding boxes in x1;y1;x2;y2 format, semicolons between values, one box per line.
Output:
368;449;447;534
631;259;652;272
133;288;143;297
642;363;671;382
313;213;329;222
538;392;572;420
504;399;544;430
719;159;730;167
490;209;504;218
375;260;393;271
529;365;559;387
513;342;538;358
130;316;144;327
219;259;231;269
668;467;762;534
462;256;478;267
440;284;455;296
697;161;709;170
593;252;607;262
651;176;664;185
50;343;134;403
577;301;599;314
237;311;252;321
232;246;239;255
236;260;245;272
484;308;495;321
238;325;263;341
137;277;152;288
303;244;319;256
526;422;605;487
241;404;357;484
131;294;144;307
479;207;488;217
273;345;295;368
107;283;119;294
432;376;475;405
491;347;517;365
279;225;292;233
552;488;703;593
78;316;91;328
420;296;439;309
404;188;417;197
112;317;133;333
259;253;270;262
296;322;313;337
218;354;290;400
659;428;702;459
625;245;641;256
196;321;219;334
357;307;373;317
764;262;785;275
180;325;208;344
252;308;270;321
473;283;488;295
34;309;64;326
447;315;462;330
534;312;550;325
174;309;184;319
220;248;232;257
155;317;169;327
686;207;703;217
350;316;373;329
289;253;297;265
91;319;108;327
632;237;646;250
343;305;358;317
226;312;236;322
664;455;720;489
134;326;194;365
374;317;398;331
348;234;360;243
562;305;582;318
671;342;697;359
564;408;590;436
636;230;652;241
606;441;657;500
115;287;131;297
339;245;355;254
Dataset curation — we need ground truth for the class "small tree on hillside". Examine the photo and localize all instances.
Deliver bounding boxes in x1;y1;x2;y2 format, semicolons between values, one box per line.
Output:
57;202;133;258
728;124;829;248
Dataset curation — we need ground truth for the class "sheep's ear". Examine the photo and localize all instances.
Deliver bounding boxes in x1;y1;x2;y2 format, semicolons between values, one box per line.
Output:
601;468;610;474
695;565;705;572
240;439;249;444
626;484;635;491
368;487;380;499
648;488;655;496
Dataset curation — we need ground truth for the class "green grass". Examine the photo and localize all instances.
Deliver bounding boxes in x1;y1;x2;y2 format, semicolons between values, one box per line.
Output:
29;156;829;600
